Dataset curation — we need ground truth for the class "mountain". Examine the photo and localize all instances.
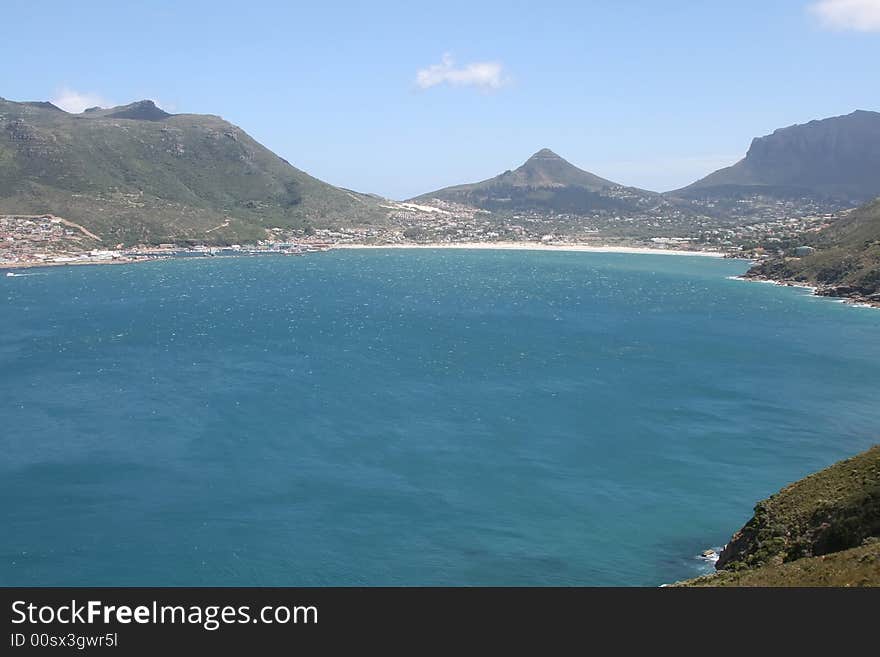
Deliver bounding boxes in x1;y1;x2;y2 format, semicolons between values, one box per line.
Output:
470;148;617;190
746;197;880;305
674;110;880;204
411;149;662;215
0;97;385;245
678;445;880;587
84;99;173;121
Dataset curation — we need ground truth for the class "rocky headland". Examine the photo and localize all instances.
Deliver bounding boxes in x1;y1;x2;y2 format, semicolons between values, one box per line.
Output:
677;445;880;586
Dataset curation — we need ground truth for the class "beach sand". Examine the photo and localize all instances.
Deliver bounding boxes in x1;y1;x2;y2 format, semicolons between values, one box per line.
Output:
0;241;727;272
331;242;727;257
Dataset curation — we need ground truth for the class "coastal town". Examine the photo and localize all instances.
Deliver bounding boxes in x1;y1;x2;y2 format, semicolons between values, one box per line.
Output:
274;195;840;256
0;214;331;268
0;195;843;269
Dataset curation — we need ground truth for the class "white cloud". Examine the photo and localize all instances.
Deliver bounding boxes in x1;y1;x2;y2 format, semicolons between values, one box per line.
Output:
50;87;112;114
810;0;880;32
415;54;508;91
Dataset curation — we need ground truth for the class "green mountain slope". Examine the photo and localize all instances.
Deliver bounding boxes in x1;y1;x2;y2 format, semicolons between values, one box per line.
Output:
676;445;880;586
0;97;385;245
673;110;880;204
411;148;662;215
746;198;880;303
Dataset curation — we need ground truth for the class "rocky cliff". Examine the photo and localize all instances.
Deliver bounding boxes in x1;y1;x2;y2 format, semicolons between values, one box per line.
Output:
674;110;880;204
678;445;880;586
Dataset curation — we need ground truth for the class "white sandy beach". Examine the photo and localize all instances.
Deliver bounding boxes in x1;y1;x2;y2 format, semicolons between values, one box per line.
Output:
331;241;727;257
0;241;727;272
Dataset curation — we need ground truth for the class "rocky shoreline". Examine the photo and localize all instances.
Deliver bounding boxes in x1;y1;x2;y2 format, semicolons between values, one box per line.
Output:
675;445;880;586
740;270;880;309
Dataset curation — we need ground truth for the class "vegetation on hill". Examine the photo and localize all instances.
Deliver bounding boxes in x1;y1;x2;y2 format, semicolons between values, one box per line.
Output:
746;198;880;304
682;541;880;587
411;148;663;215
676;445;880;586
0;97;386;245
3;98;878;249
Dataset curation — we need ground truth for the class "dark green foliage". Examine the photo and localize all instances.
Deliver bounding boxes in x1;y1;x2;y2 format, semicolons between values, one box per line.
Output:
402;226;430;241
676;446;880;587
716;445;880;570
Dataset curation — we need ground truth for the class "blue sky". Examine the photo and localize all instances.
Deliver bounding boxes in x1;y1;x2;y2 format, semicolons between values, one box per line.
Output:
2;0;879;198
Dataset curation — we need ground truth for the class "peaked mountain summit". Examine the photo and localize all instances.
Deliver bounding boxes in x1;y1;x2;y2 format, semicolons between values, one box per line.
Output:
411;149;659;214
491;148;617;191
83;99;172;121
0;97;385;244
674;110;880;203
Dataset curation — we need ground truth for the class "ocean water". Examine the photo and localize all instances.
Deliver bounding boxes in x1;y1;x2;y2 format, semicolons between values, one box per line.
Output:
2;250;880;587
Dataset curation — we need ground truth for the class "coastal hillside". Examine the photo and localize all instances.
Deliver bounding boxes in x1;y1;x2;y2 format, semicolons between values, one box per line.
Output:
673;110;880;205
678;445;880;586
410;148;665;215
746;197;880;305
683;542;880;586
0;97;386;245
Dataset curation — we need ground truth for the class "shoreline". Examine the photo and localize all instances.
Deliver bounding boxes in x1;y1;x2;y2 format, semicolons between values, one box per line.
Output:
0;257;162;271
330;242;728;257
1;242;731;272
731;273;880;309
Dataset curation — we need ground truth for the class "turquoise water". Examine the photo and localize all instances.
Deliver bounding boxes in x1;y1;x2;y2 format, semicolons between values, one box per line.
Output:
2;250;880;586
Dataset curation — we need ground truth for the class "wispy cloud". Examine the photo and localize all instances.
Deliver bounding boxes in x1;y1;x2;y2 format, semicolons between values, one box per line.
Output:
809;0;880;32
51;87;112;114
415;54;508;91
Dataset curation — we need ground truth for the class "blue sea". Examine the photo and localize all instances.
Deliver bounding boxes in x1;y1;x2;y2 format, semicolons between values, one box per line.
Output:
2;250;880;586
